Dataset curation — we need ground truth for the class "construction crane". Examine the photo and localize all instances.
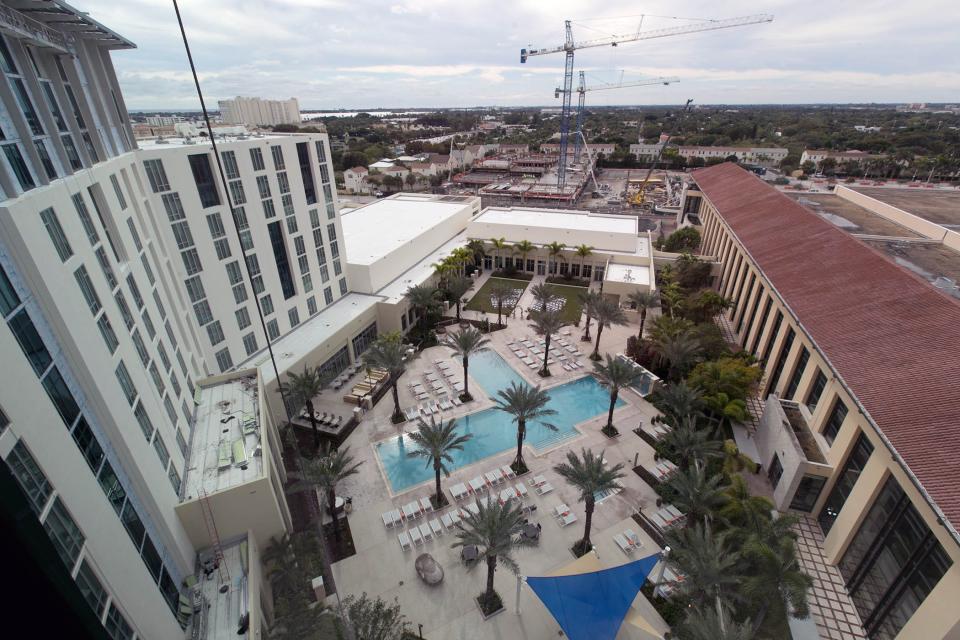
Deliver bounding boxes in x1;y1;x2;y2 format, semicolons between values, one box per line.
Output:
630;98;694;208
522;14;774;190
564;71;680;164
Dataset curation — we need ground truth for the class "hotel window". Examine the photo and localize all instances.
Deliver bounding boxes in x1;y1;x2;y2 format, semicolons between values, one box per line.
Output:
789;475;827;512
805;369;828;413
43;367;79;426
256;175;271;199
740;284;763;343
307;296;317;315
249;147;265;171
9;309;51;375
97;315;119;354
152;433;170;469
766;326;795;397
236;307;251;330
271;145;285;170
215;348;233;373
168;465;181;494
193;300;213;326
184;275;206;303
767;453;784;488
760;310;783;365
114;291;134;330
785;346;810;399
268;221;297;299
35;139;57;179
262;198;276;219
40;207;72;261
339;278;347;295
288;307;300;327
104;603;133;640
324;286;333;304
750;296;773;355
266;319;280;340
214;238;231;260
818;432;874;533
228;180;246;206
126;218;142;251
126;274;144;309
5;441;52;516
72;194;99;245
181;248;203;275
188;154;220;208
221;150;239;179
735;274;756;333
315;140;327;163
351;322;378;356
243;332;258;356
206;320;225;346
297;141;318;204
115;361;137;406
109;174;127;209
161;192;185;220
141;309;156;339
61;134;82;170
839;476;952;639
260;294;274;316
821;398;849;445
75;560;107;619
143;158;170;193
133;401;154;442
130;329;148;366
43;498;85;569
277;171;290;194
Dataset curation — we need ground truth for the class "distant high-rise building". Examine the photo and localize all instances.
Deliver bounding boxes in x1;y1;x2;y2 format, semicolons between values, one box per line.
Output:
218;96;301;127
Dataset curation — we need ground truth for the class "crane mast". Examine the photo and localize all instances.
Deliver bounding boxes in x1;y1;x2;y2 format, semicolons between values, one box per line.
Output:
522;13;773;190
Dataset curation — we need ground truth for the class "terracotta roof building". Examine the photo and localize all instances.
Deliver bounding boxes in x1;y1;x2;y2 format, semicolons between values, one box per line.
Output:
687;162;960;640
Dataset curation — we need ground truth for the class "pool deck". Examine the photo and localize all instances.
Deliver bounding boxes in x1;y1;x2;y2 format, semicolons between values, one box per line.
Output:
327;307;672;639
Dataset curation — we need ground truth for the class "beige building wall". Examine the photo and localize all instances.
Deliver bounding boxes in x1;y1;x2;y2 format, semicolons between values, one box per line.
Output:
694;194;960;640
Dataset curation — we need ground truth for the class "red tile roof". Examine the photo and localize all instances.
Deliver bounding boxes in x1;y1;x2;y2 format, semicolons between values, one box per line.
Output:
693;163;960;535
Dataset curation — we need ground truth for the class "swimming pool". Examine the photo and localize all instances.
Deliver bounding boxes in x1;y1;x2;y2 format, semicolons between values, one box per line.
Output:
375;350;623;492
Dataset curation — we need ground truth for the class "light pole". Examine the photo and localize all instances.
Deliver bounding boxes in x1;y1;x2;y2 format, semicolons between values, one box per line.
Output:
652;546;671;599
516;574;526;614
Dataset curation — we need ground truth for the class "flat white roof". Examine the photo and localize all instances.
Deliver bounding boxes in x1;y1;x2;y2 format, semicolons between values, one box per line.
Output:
474;207;638;235
241;292;382;384
605;262;652;286
182;372;262;500
136;134;288;149
341;195;472;266
375;232;468;303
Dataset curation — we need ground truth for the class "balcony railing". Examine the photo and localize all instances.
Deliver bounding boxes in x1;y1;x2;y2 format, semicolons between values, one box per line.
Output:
0;5;70;53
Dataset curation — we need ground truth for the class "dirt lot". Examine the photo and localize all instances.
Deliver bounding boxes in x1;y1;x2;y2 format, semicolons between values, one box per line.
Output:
852;187;960;227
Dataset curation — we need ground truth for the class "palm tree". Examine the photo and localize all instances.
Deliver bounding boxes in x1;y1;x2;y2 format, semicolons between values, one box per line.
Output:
493;381;556;472
663;465;729;527
741;530;813;631
445;276;472;322
529;282;554;311
589;298;628;361
579;289;603;342
659;281;684;318
545;240;566;275
466;239;486;270
529;309;565;377
406;416;473;507
664;523;743;610
404;284;441;333
489;282;513;327
441;326;489;401
553;449;624;555
279;365;326;449
592;354;642;434
449;246;474;277
652;380;704;428
574;244;593;279
451;497;530;613
430;258;455;289
676;606;756;640
363;333;408;423
291;445;363;543
718;475;773;532
627;289;659;339
490;237;508;271
660;416;723;471
653;332;703;381
512;239;535;273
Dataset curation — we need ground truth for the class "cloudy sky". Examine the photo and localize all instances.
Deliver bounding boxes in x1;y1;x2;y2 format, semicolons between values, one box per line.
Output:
78;0;959;110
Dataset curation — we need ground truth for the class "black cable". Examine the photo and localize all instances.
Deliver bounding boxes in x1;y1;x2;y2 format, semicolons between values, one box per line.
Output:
170;0;291;425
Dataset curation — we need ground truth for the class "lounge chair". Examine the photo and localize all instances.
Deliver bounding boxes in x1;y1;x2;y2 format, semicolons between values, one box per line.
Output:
625;528;643;549
451;483;469;500
440;513;453;529
614;533;633;555
450;395;462;406
429;518;443;536
536;482;554;496
515;482;529;498
398;531;412;550
419;522;433;541
419;496;433;513
419;402;434;416
410;527;424;546
531;474;547;487
382;510;397;528
404;406;420;421
438;396;454;411
500;464;516;479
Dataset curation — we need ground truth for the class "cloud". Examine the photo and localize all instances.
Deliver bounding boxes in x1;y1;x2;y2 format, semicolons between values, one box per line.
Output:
70;0;959;109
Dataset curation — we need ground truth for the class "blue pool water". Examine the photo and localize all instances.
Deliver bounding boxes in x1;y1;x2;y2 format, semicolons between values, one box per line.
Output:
376;350;623;492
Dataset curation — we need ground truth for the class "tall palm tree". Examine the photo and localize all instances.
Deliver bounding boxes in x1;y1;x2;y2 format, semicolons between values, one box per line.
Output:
449;246;474;277
529;309;565;377
404;284;441;332
406;416;473;507
718;475;774;533
741;531;813;631
466;238;486;270
529;282;554;311
445;276;472;322
291;445;363;543
676;606;756;640
579;289;603;342
627;289;659;339
653;380;704;428
493;381;556;472
589;298;628;361
430;258;455;289
660;416;723;471
653;332;703;381
489;282;513;327
363;333;408;423
279;365;326;449
592;354;643;434
574;244;593;279
451;497;530;613
663;465;729;527
490;237;508;270
664;523;743;610
545;240;566;275
512;239;535;273
553;448;624;554
441;326;489;400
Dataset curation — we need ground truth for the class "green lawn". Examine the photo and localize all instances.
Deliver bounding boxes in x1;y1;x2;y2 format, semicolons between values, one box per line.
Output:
464;277;529;315
541;283;589;325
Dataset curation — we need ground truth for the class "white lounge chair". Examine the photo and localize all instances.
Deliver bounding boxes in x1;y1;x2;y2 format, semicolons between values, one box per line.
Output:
451;483;469;500
469;476;487;494
382;510;397;528
614;533;633;555
515;482;529;498
404;406;420;421
419;523;432;541
398;531;412;550
410;527;423;546
440;513;453;529
419;496;433;512
429;518;443;536
536;482;554;496
625;528;643;549
531;474;547;487
500;464;516;479
438;396;454;411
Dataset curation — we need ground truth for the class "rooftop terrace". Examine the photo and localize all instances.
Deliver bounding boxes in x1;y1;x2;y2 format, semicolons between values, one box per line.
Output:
190;537;251;640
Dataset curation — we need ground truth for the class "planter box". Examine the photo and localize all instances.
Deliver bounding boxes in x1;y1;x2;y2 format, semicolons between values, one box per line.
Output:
475;596;505;620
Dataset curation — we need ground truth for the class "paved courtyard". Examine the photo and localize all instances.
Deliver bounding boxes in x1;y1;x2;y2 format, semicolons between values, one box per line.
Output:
322;304;671;639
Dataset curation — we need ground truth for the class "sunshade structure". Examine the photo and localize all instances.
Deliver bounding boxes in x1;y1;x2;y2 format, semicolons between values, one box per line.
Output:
526;554;662;640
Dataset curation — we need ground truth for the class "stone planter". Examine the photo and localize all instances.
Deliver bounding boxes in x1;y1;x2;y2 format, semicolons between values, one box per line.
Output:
475;595;505;620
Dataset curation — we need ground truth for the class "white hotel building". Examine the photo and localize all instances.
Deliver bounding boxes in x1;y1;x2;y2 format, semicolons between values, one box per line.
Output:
0;4;665;639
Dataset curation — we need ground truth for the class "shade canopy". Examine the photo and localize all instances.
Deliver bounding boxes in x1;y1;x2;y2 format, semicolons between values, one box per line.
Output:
526;554;660;640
